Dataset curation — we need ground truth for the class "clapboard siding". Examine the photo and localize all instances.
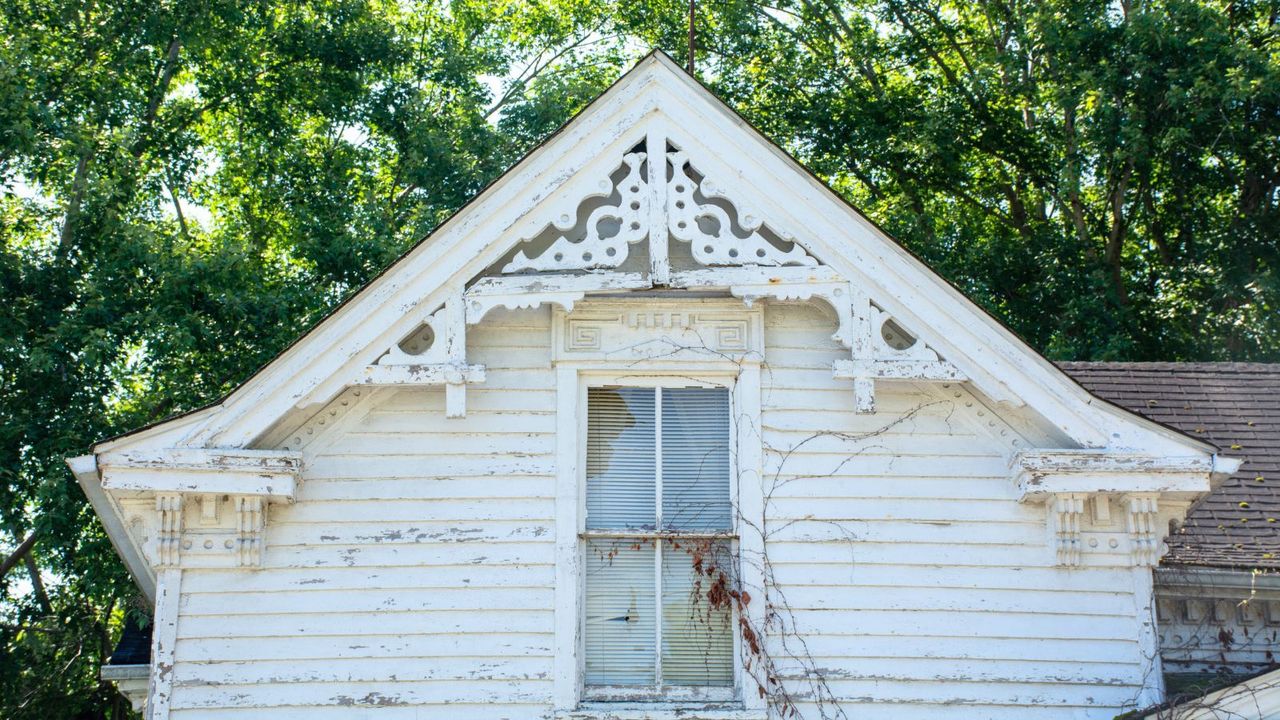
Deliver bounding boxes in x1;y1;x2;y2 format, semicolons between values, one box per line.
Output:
168;302;1152;718
169;308;558;717
757;303;1147;717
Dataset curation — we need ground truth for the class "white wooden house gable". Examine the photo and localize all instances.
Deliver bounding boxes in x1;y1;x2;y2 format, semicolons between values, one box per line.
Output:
70;52;1242;720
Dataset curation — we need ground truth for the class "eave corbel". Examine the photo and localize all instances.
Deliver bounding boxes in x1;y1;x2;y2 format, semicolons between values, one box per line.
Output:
1049;493;1086;567
1125;493;1161;567
155;493;183;568
236;496;266;568
95;449;300;572
1011;450;1226;568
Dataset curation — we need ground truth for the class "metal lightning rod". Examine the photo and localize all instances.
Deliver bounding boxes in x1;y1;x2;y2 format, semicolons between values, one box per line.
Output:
687;0;696;74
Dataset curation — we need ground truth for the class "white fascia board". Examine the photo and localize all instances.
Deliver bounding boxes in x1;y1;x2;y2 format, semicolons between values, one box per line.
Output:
66;455;156;604
92;407;216;455
97;448;301;501
181;61;669;450
1011;450;1238;502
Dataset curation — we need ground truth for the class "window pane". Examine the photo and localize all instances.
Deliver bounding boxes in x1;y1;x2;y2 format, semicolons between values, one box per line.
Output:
661;387;732;531
587;387;656;530
661;540;734;686
584;539;656;685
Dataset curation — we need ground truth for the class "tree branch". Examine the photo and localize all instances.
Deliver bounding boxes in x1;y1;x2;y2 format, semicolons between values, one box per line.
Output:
0;531;39;580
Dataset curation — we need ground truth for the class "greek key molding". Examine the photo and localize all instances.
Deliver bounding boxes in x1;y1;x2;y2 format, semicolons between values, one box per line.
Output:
552;298;762;363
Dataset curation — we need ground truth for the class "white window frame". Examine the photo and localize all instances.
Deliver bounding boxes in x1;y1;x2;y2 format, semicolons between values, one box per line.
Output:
581;381;738;703
553;362;767;716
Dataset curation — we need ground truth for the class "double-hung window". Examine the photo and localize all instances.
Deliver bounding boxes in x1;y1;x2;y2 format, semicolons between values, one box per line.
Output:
582;385;736;702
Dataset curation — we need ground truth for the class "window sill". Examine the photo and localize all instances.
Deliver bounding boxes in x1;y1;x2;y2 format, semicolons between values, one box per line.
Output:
556;705;767;720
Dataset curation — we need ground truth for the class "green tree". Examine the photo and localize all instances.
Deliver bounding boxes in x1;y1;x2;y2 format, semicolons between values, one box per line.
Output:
0;0;609;715
663;0;1280;360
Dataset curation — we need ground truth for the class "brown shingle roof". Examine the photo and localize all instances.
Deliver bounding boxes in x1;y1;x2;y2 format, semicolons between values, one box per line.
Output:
1059;362;1280;570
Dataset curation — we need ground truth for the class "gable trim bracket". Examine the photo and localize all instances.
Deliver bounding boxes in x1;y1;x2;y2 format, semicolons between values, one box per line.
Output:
68;447;302;601
1012;449;1242;567
362;292;485;418
831;286;969;413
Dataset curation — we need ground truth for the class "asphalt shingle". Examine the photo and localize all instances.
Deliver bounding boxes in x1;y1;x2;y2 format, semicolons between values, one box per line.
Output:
1060;362;1280;570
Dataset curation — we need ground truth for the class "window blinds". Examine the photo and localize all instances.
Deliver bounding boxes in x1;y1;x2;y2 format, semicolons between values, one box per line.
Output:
583;386;734;689
586;388;655;531
661;388;732;532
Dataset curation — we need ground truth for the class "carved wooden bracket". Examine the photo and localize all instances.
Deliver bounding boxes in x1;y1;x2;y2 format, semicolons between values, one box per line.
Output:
503;152;650;273
831;296;965;413
365;293;483;417
155;493;183;568
1126;494;1162;567
1051;493;1086;567
457;136;970;414
667;150;818;267
236;496;265;568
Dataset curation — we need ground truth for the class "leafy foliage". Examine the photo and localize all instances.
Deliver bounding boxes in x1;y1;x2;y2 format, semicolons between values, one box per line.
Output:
0;0;1276;716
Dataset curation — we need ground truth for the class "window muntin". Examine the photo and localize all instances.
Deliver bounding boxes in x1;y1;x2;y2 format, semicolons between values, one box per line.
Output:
583;386;735;695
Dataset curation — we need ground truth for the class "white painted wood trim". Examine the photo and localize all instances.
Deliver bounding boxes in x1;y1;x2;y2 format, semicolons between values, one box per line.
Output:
100;665;149;713
100;470;296;500
357;363;486;386
99;448;301;472
67;455;156;603
557;709;767;720
97;448;300;500
733;362;767;712
647;119;669;285
146;567;181;720
1131;565;1164;709
553;364;584;712
1012;451;1218;501
833;358;966;381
